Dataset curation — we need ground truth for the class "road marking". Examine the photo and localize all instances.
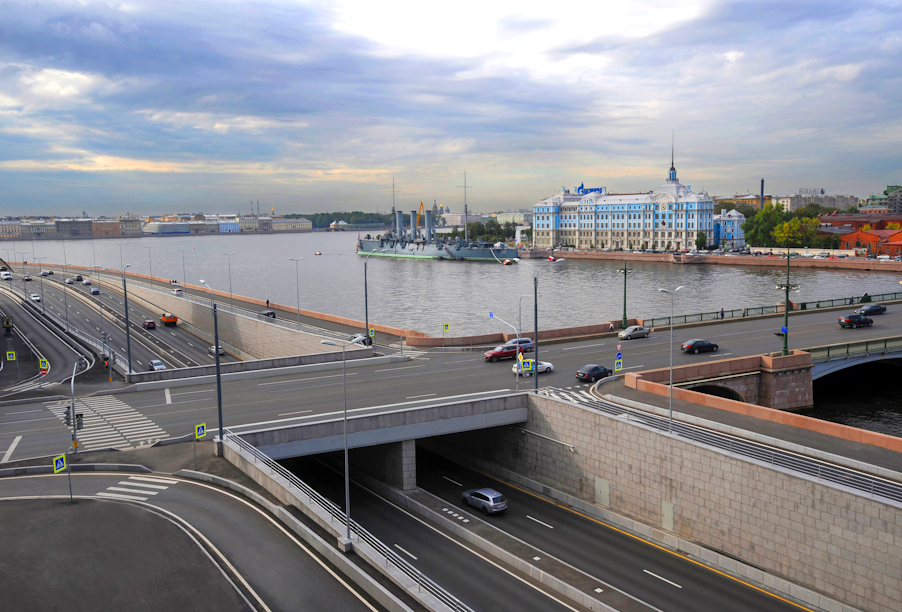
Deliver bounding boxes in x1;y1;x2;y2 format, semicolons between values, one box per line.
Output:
172;389;213;396
258;373;357;386
643;569;682;588
188;342;194;347
278;410;313;416
107;486;159;495
164;388;172;404
394;544;418;560
129;475;179;484
1;436;22;463
374;365;423;373
95;491;148;501
170;332;176;336
7;410;41;415
526;515;554;529
562;343;606;351
443;476;463;487
136;360;143;365
709;353;733;358
406;393;436;399
118;480;168;490
621;365;646;370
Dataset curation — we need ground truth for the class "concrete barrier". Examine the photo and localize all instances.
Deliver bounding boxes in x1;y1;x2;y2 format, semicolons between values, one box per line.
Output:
0;463;152;477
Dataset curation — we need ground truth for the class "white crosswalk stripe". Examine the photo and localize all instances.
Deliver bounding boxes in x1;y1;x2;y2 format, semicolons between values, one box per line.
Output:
46;396;169;451
95;475;177;501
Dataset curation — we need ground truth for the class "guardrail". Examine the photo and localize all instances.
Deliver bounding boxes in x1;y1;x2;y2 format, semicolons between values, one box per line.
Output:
646;291;902;328
803;336;902;360
544;388;902;507
224;429;475;612
125;280;350;341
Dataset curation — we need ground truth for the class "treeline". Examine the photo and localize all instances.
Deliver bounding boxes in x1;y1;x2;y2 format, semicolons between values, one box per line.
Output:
448;219;517;242
740;203;860;248
286;212;393;228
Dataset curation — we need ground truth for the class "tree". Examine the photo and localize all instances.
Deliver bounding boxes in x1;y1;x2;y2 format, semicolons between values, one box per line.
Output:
695;232;707;249
847;206;859;214
520;228;533;243
887;222;902;230
742;204;787;247
772;217;818;247
862;223;873;231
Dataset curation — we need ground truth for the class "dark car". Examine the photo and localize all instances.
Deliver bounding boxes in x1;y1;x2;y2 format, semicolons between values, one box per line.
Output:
461;488;508;515
46;270;54;275
74;275;83;281
855;304;886;316
681;339;719;353
142;320;156;329
838;314;873;328
259;310;277;319
576;364;611;382
484;344;524;362
509;337;534;352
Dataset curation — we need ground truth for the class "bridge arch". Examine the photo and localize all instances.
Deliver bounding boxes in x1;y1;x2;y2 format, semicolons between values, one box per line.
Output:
686;384;745;402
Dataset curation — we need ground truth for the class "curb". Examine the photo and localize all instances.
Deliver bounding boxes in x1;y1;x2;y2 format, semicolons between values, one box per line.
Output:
0;463;152;478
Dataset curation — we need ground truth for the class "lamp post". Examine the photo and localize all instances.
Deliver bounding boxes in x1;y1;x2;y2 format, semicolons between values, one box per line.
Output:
616;262;633;329
35;256;47;314
289;257;305;327
658;285;685;433
514;259;541;393
321;336;367;544
362;249;385;346
775;250;800;356
176;248;189;287
200;280;225;442
62;242;70;332
490;312;520;393
122;264;133;375
144;245;154;285
16;250;29;297
223;252;235;311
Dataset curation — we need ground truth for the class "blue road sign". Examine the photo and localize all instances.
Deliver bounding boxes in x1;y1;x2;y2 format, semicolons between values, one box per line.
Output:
614;359;623;372
195;423;207;439
489;311;493;319
53;454;67;473
781;326;788;333
615;352;622;360
368;327;375;338
443;323;449;332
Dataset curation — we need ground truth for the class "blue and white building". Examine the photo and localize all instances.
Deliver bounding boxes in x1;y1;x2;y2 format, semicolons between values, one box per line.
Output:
712;209;746;249
533;161;715;250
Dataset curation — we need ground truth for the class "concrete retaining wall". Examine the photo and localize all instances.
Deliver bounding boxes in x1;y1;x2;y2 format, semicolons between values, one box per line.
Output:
429;394;899;612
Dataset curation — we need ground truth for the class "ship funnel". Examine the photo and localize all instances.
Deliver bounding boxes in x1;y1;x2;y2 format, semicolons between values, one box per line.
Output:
425;210;433;243
396;210;405;240
411;211;418;241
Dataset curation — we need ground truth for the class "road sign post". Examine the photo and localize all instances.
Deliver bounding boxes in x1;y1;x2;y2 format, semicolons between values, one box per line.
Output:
442;322;449;348
6;350;18;381
53;454;73;504
194;423;207;470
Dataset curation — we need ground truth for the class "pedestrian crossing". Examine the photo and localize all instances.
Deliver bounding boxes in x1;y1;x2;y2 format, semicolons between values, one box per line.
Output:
47;396;169;451
540;387;597;404
95;475;178;501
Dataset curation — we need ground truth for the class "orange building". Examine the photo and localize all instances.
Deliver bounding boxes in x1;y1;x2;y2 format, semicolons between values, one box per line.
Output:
92;218;121;236
839;229;902;254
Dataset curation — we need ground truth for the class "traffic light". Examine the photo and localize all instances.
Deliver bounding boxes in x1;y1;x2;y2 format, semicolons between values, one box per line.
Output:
75;413;84;431
102;354;109;368
64;408;71;426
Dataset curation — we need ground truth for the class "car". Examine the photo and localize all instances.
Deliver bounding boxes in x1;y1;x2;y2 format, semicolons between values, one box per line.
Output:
30;294;40;302
143;320;156;329
23;275;31;281
509;337;534;352
81;279;91;285
681;339;719;353
90;288;100;295
876;254;891;260
169;280;180;285
576;364;612;382
209;345;225;356
74;275;83;281
46;270;54;275
461;488;508;515
484;344;524;362
149;359;166;371
258;310;277;319
40;271;48;277
348;333;373;346
170;288;183;296
838;313;873;328
618;325;649;340
65;278;74;284
855;304;886;316
512;360;553;375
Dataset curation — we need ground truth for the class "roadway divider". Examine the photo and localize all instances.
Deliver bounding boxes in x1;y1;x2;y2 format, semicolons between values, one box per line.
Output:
0;463;152;478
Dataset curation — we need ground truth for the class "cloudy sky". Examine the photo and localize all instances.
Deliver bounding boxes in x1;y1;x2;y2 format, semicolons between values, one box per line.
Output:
1;0;900;216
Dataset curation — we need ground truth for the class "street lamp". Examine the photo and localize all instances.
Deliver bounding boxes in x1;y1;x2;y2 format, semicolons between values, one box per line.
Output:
176;248;189;287
658;285;685;433
35;256;47;314
144;245;154;285
513;258;541;393
122;264;133;375
616;262;633;329
362;249;385;346
490;312;520;393
16;250;29;297
775;250;800;356
200;280;225;442
62;242;70;332
321;336;367;545
223;252;235;311
289;257;305;327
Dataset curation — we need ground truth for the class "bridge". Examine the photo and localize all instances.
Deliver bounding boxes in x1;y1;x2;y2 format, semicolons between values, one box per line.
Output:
805;335;902;379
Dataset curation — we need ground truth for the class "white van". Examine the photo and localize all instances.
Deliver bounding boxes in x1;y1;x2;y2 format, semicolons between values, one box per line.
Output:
0;272;11;280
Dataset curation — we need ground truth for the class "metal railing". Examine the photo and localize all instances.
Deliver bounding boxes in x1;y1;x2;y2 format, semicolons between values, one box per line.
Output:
223;430;475;612
125;280;350;341
542;388;902;507
646;291;902;328
804;336;902;360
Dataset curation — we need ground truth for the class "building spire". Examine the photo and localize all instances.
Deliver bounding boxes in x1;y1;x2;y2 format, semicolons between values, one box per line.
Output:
668;130;678;181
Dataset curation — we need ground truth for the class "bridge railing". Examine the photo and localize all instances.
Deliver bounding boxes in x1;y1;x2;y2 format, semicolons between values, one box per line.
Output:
646;291;902;328
223;429;475;612
804;336;902;360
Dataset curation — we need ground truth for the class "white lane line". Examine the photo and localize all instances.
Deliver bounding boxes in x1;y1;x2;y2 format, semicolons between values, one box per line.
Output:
106;486;159;496
643;569;682;588
526;515;554;529
278;410;312;416
394;544;418;560
443;476;463;487
709;353;733;358
562;343;606;351
117;481;168;490
1;436;23;463
258;373;357;386
129;475;179;484
374;365;423;373
172;389;213;396
7;410;41;415
95;491;148;501
406;393;436;399
620;365;645;371
164;388;172;405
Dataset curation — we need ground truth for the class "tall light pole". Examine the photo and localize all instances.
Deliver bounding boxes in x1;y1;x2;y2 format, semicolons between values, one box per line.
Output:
616;262;633;329
200;280;224;442
176;248;189;287
223;252;235;310
658;285;685;433
322;336;366;544
116;243;125;276
776;250;799;356
16;251;29;297
362;249;384;346
122;264;133;375
62;242;70;332
490;312;521;393
514;259;541;392
289;257;305;327
144;245;154;285
35;256;47;314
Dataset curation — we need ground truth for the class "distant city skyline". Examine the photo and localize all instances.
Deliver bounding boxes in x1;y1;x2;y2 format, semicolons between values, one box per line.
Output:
1;1;900;216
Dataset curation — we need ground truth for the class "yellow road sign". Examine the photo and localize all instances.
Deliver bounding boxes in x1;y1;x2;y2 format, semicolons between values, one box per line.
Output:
614;359;623;372
195;423;207;439
6;351;15;361
39;359;49;369
53;454;67;473
443;323;449;332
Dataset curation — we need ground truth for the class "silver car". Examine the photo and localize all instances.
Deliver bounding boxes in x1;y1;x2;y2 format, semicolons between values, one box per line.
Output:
462;488;508;515
149;359;166;371
618;325;649;340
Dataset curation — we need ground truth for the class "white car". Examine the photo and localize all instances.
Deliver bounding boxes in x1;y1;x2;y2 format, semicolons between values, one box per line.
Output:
512;360;554;375
149;359;166;371
81;279;91;285
171;288;184;296
30;294;41;302
618;325;650;340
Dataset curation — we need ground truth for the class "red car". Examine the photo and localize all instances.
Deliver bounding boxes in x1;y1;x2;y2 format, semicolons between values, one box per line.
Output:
143;320;156;329
484;344;525;363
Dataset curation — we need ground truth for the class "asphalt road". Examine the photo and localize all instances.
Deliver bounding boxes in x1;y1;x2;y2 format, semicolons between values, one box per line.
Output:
0;472;385;612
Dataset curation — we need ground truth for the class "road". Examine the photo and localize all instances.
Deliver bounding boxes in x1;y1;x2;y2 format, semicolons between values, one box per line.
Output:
0;472;385;612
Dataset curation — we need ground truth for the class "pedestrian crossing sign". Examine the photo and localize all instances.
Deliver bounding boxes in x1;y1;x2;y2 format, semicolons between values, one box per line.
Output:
40;359;49;369
521;359;534;372
368;327;375;338
5;351;14;361
195;423;206;439
53;454;67;473
614;359;623;372
443;323;449;332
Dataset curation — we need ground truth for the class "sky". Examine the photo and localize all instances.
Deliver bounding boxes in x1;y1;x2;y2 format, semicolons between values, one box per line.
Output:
1;0;901;216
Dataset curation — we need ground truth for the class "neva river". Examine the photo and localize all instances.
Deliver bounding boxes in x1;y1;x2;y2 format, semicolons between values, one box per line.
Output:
13;232;902;337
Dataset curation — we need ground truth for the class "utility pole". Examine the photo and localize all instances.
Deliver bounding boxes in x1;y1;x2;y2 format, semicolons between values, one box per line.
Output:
616;262;633;328
776;249;800;356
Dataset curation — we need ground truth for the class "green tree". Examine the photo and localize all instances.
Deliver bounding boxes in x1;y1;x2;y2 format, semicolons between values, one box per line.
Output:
847;206;859;214
742;204;787;247
772;217;818;247
695;232;707;249
887;222;902;230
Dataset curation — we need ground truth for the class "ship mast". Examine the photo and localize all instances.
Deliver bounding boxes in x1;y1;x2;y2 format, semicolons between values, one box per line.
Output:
457;171;472;242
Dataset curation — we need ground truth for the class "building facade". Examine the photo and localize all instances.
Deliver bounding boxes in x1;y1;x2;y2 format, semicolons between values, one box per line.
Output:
494;212;533;224
92;219;121;236
0;221;21;239
713;209;746;249
143;221;189;235
533;163;715;250
272;218;313;231
118;215;143;236
55;218;93;238
219;218;240;233
20;220;57;239
777;192;858;212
